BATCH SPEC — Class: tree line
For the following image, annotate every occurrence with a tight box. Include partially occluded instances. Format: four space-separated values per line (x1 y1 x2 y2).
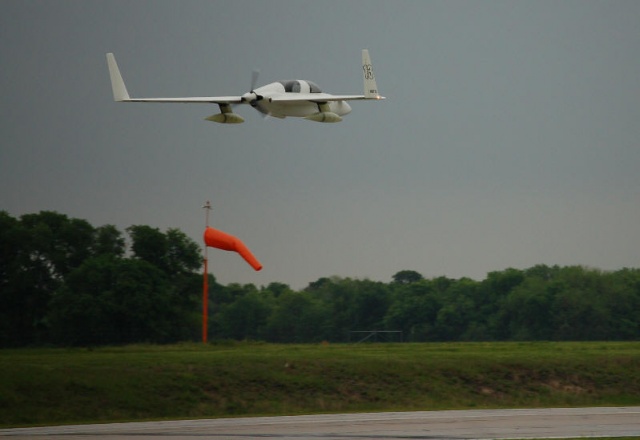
1 211 638 347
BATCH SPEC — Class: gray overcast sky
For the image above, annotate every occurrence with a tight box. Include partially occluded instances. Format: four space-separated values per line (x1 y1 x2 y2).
2 1 639 289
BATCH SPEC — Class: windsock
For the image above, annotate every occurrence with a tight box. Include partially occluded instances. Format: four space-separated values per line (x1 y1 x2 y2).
203 227 262 271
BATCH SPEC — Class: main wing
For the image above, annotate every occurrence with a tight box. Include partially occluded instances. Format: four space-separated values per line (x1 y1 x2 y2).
106 53 242 104
270 93 384 103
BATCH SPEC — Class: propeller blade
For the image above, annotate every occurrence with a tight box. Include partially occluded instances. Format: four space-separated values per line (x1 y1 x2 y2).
251 69 260 91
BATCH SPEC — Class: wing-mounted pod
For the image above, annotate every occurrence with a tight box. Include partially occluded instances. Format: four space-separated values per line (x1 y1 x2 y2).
205 103 245 124
304 102 343 123
304 112 342 123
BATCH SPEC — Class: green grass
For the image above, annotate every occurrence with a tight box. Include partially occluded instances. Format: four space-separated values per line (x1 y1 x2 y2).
1 341 639 427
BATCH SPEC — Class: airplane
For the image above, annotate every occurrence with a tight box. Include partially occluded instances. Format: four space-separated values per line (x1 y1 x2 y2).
106 50 384 123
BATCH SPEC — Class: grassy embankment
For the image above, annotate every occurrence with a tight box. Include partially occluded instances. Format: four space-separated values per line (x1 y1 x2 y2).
1 341 639 427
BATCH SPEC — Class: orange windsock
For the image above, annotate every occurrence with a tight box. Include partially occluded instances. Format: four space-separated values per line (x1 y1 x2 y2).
203 227 263 271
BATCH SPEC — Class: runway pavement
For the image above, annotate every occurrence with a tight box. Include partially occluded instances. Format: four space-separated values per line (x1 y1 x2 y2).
1 406 639 439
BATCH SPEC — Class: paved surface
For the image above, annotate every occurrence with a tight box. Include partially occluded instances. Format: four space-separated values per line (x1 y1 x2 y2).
2 407 639 439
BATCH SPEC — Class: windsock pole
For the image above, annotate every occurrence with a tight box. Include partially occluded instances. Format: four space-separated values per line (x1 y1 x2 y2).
202 201 212 344
203 256 208 343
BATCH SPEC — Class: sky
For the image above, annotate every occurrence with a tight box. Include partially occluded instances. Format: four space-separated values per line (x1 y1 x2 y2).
2 1 639 290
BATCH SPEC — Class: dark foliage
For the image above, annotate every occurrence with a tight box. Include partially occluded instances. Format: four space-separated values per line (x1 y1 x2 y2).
1 211 639 347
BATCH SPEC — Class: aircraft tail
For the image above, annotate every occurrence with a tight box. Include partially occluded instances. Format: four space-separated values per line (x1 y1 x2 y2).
362 49 381 99
106 53 131 101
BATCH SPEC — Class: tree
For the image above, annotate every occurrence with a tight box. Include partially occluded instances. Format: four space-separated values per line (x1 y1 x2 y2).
306 277 356 341
495 277 553 340
384 280 441 341
0 212 28 346
93 224 125 257
604 269 640 339
0 211 97 346
48 256 189 345
549 266 619 340
20 211 96 280
266 291 330 342
432 278 479 341
305 277 332 292
264 282 292 297
350 280 390 330
126 225 202 323
127 225 168 270
218 290 274 340
4 209 640 346
165 228 201 277
392 270 424 284
126 225 201 280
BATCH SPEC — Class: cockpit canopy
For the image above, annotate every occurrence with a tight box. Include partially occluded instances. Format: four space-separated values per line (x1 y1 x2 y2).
278 80 322 93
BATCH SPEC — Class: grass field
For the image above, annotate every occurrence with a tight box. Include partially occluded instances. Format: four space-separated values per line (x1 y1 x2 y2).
1 341 639 427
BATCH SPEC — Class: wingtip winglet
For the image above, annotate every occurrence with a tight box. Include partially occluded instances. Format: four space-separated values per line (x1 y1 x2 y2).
362 49 381 99
106 53 131 102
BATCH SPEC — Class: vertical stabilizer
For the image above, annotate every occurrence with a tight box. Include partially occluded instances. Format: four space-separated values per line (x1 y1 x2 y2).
362 49 380 99
106 53 131 102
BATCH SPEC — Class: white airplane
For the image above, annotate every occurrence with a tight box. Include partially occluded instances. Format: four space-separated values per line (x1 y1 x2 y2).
106 50 384 123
